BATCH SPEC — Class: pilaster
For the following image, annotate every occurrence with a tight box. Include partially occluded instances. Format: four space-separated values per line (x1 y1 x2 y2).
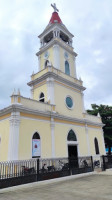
85 124 91 156
73 56 77 78
101 129 106 155
38 55 41 71
31 86 34 99
50 118 55 158
81 91 86 113
53 44 60 69
8 112 20 160
47 77 55 104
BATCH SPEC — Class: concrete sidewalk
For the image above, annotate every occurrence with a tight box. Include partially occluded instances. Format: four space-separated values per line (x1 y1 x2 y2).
0 173 112 200
0 172 95 193
95 168 112 175
0 171 112 200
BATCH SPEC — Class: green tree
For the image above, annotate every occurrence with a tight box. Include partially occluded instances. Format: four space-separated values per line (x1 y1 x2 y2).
87 104 112 155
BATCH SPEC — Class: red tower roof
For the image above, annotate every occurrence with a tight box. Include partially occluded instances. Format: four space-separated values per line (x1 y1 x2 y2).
49 12 62 24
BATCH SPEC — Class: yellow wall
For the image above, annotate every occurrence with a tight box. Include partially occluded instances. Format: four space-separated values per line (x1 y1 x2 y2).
0 115 105 161
60 47 75 77
18 117 106 160
88 128 105 155
0 119 10 161
40 47 54 70
33 83 48 102
54 83 83 118
39 46 75 78
19 118 52 160
54 123 89 157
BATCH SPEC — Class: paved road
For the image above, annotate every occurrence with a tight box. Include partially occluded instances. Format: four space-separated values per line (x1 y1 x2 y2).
0 175 112 200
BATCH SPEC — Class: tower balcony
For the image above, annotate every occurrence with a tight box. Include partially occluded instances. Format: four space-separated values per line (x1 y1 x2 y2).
38 37 74 55
30 66 83 88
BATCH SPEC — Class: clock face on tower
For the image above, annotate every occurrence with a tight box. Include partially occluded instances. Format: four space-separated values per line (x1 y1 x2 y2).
44 51 49 59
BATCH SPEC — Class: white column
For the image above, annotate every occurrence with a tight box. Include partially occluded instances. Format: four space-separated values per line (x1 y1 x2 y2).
47 77 55 104
8 112 20 160
53 44 60 69
81 91 86 113
85 124 91 156
101 129 106 155
77 144 80 156
31 86 34 99
74 56 77 78
51 118 55 158
38 55 40 71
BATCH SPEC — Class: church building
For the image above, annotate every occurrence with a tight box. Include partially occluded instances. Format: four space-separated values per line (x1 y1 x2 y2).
0 4 106 161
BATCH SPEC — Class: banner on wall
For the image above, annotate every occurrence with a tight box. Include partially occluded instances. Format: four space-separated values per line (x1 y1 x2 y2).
32 139 41 157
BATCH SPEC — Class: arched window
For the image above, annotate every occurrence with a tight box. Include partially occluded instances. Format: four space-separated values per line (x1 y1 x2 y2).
39 92 45 102
45 60 49 68
32 132 40 140
94 138 100 154
67 130 77 141
65 60 70 75
32 132 41 158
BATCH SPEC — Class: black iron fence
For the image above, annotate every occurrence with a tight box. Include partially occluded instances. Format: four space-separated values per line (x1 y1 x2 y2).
102 155 112 170
0 156 93 189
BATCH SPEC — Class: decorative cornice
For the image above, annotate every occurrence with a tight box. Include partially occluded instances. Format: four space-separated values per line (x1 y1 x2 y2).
27 71 86 92
36 39 77 57
38 23 74 39
0 104 104 127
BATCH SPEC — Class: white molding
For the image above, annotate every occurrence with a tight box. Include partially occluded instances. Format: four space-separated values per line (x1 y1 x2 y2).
85 124 91 156
38 55 41 71
81 91 86 113
53 44 60 69
51 118 55 158
0 117 10 122
55 81 81 94
47 77 55 104
37 39 77 57
31 86 34 99
28 70 85 92
101 129 106 155
38 23 74 39
73 56 77 78
20 116 50 123
8 112 20 161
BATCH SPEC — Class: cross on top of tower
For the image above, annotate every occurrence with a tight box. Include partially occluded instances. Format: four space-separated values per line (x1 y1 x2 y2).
51 3 59 12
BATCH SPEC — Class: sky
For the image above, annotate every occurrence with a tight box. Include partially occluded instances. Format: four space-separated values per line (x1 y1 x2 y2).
0 0 112 110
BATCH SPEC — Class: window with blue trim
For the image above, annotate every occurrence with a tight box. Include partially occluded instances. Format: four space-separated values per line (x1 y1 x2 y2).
66 96 73 108
65 60 70 75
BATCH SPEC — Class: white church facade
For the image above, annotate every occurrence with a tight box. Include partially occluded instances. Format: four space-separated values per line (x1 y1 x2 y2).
0 4 106 161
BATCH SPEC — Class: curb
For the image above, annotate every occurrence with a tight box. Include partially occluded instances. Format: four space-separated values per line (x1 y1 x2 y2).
0 172 95 193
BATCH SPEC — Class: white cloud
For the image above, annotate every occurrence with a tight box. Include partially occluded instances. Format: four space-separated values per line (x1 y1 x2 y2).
0 0 112 109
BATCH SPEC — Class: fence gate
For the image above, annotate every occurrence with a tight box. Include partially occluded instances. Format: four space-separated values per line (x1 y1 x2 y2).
69 156 93 175
102 155 112 170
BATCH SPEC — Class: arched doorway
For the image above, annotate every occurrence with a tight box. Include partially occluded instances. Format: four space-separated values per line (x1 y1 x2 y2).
32 132 41 158
67 129 78 159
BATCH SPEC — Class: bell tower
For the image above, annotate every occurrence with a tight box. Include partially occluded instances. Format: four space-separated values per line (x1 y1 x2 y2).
28 4 85 118
36 3 77 78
